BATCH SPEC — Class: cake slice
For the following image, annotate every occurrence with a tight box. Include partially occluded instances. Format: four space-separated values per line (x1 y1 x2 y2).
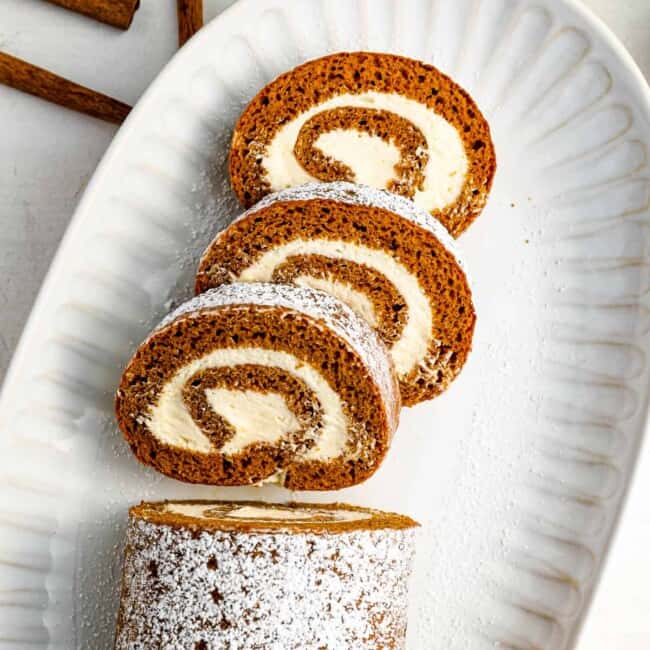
115 500 419 649
196 182 475 406
229 51 496 237
115 283 399 489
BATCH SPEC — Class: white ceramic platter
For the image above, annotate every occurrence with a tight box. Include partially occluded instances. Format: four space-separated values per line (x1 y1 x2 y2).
1 0 649 647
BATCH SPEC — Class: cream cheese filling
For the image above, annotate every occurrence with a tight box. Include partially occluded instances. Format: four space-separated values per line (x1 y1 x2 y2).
315 130 401 188
206 388 300 455
239 239 432 376
293 274 378 327
263 91 468 212
144 348 347 459
164 502 371 522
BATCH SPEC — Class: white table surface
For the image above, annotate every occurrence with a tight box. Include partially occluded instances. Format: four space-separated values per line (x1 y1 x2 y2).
0 1 648 647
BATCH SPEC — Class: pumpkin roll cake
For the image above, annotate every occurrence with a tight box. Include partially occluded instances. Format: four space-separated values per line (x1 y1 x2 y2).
115 500 419 649
115 283 399 489
229 51 496 237
196 182 475 405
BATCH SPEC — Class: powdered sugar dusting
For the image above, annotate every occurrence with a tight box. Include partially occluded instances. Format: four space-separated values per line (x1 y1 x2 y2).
156 282 399 423
115 508 417 649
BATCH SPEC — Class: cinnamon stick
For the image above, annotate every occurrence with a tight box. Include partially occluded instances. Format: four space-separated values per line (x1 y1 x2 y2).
44 0 140 30
177 0 204 47
0 52 131 125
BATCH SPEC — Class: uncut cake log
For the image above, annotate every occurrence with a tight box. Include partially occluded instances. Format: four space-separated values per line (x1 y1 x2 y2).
197 182 475 406
115 500 419 649
229 51 496 237
115 283 400 489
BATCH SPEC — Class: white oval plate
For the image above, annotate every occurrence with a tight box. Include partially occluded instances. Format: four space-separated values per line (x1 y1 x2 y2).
1 0 649 647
